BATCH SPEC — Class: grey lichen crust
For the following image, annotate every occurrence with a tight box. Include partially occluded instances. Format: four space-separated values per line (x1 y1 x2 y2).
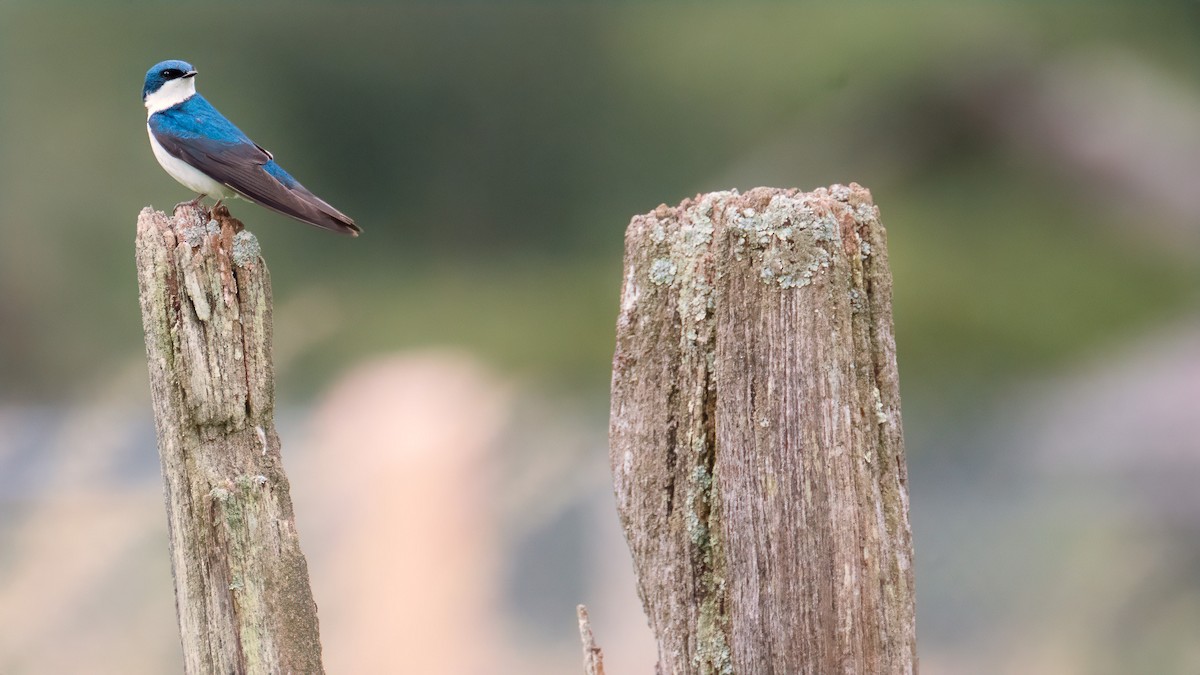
643 184 882 297
232 230 261 268
610 184 915 675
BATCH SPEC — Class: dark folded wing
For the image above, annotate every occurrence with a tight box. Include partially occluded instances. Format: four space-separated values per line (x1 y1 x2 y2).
150 126 360 236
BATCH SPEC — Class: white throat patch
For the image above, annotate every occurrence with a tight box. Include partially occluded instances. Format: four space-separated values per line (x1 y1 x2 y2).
144 77 197 116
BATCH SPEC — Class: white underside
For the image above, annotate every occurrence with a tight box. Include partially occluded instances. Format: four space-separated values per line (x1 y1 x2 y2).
148 128 236 199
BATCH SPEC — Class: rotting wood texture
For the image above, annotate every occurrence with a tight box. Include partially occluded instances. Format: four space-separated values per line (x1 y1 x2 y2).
610 185 916 674
135 204 324 675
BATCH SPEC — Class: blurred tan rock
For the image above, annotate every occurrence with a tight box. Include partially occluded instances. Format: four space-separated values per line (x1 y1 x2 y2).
294 352 511 675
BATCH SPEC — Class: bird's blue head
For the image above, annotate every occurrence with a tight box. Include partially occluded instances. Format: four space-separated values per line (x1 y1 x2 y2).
143 59 198 107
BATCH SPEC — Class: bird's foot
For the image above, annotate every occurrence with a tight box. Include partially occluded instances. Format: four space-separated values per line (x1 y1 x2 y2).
209 201 244 235
174 194 208 212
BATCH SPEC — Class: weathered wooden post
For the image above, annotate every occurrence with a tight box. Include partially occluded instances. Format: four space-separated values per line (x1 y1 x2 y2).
610 185 916 674
135 203 324 674
576 604 607 675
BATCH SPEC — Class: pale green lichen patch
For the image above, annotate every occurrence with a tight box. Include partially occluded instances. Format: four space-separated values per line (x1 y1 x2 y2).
209 475 270 539
637 191 735 344
218 488 247 531
850 288 866 314
182 223 207 248
232 231 261 268
854 202 879 224
684 424 731 674
685 461 713 548
671 193 722 333
693 475 732 675
728 190 843 290
649 258 677 286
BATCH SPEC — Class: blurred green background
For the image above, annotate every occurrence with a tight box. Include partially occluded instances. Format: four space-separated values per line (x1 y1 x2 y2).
2 2 1199 674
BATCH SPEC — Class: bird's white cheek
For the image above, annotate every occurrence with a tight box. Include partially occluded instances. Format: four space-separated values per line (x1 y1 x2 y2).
144 78 197 116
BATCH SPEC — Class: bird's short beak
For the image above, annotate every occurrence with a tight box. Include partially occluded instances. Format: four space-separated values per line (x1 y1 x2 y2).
183 70 198 78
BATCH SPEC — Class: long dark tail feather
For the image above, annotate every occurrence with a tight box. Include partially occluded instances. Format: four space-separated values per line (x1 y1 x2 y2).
230 182 361 236
294 196 361 237
296 186 361 236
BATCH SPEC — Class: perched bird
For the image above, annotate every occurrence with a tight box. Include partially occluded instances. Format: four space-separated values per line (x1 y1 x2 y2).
143 59 360 236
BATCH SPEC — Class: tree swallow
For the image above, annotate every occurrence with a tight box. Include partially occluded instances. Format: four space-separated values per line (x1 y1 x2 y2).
143 59 360 236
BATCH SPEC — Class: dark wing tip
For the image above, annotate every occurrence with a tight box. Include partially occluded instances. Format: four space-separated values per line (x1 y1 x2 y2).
309 203 361 237
334 219 362 237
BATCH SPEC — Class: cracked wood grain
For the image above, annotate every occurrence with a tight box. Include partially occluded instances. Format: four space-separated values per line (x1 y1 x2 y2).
610 185 916 674
136 204 324 675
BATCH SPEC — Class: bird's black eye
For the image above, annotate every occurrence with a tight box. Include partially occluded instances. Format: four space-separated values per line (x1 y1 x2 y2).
161 69 182 79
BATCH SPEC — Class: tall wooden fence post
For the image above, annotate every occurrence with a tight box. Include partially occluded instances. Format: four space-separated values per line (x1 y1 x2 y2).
135 204 324 674
610 185 916 674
